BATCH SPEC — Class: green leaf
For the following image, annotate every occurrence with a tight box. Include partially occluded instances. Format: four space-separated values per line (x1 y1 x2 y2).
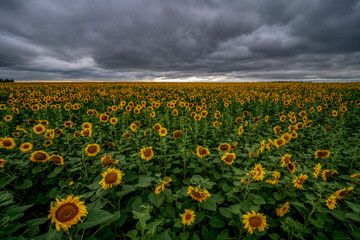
291 201 305 209
136 176 155 188
31 165 47 174
6 204 33 213
126 230 139 240
209 215 225 228
228 204 241 215
147 221 161 236
14 179 33 190
217 229 230 240
345 213 360 222
47 166 65 178
202 198 217 211
219 207 232 218
346 201 360 214
45 229 63 240
331 210 346 221
26 217 48 226
190 175 203 184
78 208 114 229
156 231 172 240
149 192 165 208
0 191 14 207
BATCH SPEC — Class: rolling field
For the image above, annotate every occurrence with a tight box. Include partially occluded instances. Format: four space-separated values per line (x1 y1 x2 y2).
1 82 360 239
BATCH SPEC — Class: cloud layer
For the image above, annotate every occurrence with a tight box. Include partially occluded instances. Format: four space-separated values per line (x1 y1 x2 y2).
0 0 359 81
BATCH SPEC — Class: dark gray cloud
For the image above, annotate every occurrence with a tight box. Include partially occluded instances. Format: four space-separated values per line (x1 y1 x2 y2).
0 0 359 81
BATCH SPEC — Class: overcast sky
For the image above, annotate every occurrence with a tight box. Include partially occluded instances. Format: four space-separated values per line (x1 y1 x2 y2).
0 0 359 82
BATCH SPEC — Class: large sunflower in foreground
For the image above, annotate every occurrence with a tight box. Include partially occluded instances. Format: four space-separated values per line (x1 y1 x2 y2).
30 150 50 162
99 168 122 190
187 186 211 203
85 144 100 156
48 194 87 231
181 209 196 226
242 211 268 234
140 146 154 161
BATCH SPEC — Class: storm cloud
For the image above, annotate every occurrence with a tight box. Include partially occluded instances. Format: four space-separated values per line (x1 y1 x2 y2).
0 0 359 81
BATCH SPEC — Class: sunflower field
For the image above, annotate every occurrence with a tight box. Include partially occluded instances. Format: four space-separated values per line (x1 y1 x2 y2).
1 82 360 240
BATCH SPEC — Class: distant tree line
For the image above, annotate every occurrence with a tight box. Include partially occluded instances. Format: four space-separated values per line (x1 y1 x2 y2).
0 78 15 82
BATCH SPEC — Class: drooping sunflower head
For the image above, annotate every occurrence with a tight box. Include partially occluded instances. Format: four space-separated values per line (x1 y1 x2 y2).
101 155 119 167
0 159 6 168
276 202 290 217
218 143 231 152
50 155 64 165
242 211 268 234
314 150 330 159
140 146 154 161
187 186 211 202
181 209 196 226
221 152 236 165
173 130 182 140
30 150 50 163
99 168 122 190
334 187 353 200
85 144 100 156
321 169 338 181
47 194 88 231
325 194 337 210
196 146 210 158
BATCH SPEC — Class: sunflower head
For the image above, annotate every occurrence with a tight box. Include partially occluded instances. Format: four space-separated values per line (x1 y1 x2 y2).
187 186 211 202
50 155 64 165
221 152 236 165
48 194 88 231
196 146 210 158
242 211 268 234
85 144 100 156
276 202 290 217
314 150 330 159
218 143 231 152
181 209 196 226
0 159 6 168
159 127 168 137
30 150 50 162
1 137 16 150
101 155 119 167
99 168 122 190
140 146 154 161
173 130 182 140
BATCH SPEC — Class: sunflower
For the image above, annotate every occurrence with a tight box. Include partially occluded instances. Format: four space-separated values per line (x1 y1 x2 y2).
273 126 281 134
173 130 182 140
0 159 6 168
231 142 238 150
266 171 280 184
273 138 285 148
321 169 338 181
1 137 16 150
351 173 360 184
30 150 50 162
259 140 265 153
218 143 231 152
50 155 64 165
314 150 330 159
4 115 13 121
159 127 168 137
290 131 298 139
196 146 210 158
48 194 88 231
313 163 322 179
110 117 118 125
221 153 236 165
276 202 290 217
82 122 92 129
64 121 73 128
325 194 337 210
43 140 53 147
140 146 154 161
187 186 211 202
80 128 92 137
334 187 353 200
266 139 273 150
181 209 196 226
99 113 109 122
101 155 119 167
154 183 166 195
33 124 46 134
213 121 222 128
288 125 296 132
293 173 308 190
130 123 137 131
250 163 265 181
152 123 162 131
280 154 292 167
99 168 122 190
238 126 244 135
85 144 100 156
242 211 268 234
287 162 296 174
282 133 291 143
123 133 131 139
44 129 55 139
